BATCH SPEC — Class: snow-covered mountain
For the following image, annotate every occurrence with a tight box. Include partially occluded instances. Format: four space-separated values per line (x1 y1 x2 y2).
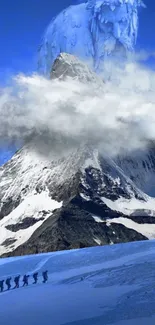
1 53 155 257
1 240 155 325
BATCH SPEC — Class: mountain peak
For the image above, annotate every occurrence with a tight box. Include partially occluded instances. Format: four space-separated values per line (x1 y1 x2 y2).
50 53 104 85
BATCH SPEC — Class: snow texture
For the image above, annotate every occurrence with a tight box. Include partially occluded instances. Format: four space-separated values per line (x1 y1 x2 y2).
38 0 145 76
93 211 155 239
116 149 155 197
0 191 62 255
0 141 106 254
0 240 155 325
105 216 155 239
1 136 155 254
102 196 155 216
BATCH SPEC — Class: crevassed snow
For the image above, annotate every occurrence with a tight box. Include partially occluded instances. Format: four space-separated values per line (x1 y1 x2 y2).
0 240 155 325
0 191 62 255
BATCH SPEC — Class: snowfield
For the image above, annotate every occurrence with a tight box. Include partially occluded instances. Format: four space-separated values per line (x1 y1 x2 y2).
0 191 62 255
1 240 155 324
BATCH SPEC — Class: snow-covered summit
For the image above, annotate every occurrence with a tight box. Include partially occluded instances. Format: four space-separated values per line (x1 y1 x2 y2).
50 53 104 85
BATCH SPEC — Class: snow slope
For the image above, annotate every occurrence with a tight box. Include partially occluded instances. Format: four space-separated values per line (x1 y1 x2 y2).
116 148 155 197
1 240 155 325
0 191 62 255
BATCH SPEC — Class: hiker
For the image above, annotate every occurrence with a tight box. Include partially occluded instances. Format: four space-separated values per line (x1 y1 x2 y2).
23 275 29 287
14 275 20 289
42 270 48 283
33 272 38 284
6 277 12 290
0 280 4 292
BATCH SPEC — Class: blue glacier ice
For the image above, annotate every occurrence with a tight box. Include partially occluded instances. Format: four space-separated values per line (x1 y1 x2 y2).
38 0 145 77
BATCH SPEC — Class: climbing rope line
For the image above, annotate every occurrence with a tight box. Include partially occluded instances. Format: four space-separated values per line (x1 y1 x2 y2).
0 270 48 293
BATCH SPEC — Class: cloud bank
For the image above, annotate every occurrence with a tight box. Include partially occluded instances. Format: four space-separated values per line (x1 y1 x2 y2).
0 59 155 157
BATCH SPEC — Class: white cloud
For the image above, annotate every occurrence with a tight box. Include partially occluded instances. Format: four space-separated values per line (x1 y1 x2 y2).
0 59 155 157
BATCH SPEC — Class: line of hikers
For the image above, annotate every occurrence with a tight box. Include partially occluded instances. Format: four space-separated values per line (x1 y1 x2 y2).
0 270 48 292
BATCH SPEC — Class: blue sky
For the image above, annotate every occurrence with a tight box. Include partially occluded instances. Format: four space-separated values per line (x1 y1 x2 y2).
0 0 155 85
0 0 77 84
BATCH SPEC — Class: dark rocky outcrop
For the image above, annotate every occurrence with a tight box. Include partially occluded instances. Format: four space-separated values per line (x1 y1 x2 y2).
2 201 147 257
5 217 45 232
2 238 17 248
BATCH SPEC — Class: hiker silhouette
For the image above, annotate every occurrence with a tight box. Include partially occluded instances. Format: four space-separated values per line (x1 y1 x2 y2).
0 280 4 292
42 271 48 283
14 275 20 289
23 275 29 287
33 272 38 284
6 277 11 290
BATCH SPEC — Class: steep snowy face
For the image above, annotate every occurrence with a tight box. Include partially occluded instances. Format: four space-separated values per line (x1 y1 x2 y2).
0 142 100 255
38 0 145 76
115 146 155 197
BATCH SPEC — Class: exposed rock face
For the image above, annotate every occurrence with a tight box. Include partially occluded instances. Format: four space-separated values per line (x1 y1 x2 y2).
4 203 146 257
0 53 155 257
50 53 104 85
5 217 45 232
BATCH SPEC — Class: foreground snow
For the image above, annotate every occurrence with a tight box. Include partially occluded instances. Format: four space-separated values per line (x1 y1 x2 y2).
0 240 155 324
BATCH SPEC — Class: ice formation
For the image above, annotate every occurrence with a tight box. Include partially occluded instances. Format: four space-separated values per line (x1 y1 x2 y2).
38 0 145 76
